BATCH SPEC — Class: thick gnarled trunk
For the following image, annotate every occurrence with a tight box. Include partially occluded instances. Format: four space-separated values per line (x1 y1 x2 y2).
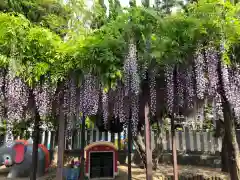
29 88 40 180
217 60 240 179
221 134 229 172
215 119 229 172
133 123 164 169
133 131 146 166
223 106 240 179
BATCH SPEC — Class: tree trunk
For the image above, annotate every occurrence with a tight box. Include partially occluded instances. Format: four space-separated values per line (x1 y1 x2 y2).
222 102 240 179
215 119 228 172
29 89 41 180
56 85 65 180
133 131 146 166
221 134 229 172
31 110 40 180
217 60 240 179
133 125 164 169
152 121 164 169
56 107 65 180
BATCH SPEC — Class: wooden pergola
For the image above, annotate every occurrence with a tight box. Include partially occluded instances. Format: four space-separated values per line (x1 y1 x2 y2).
54 82 179 180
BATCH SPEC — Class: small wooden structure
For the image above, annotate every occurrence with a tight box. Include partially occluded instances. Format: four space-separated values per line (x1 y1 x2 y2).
84 141 118 179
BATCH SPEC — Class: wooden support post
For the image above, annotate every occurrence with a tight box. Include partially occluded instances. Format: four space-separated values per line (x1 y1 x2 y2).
145 104 153 180
117 118 121 150
52 131 56 150
172 66 178 180
111 133 115 143
128 118 132 180
171 116 178 180
118 132 121 150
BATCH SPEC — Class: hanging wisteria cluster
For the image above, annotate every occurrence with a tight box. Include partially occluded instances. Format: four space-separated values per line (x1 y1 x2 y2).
164 45 240 125
62 74 101 139
123 39 141 135
58 39 158 136
80 74 100 116
7 74 29 121
34 82 55 119
102 90 108 128
194 48 207 100
149 69 157 116
185 67 194 109
221 63 240 121
176 69 185 108
0 67 56 146
123 39 140 96
165 65 174 113
6 41 240 141
5 70 29 146
165 47 215 119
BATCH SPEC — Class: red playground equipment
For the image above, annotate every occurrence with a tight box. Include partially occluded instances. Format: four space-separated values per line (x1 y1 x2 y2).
84 141 119 179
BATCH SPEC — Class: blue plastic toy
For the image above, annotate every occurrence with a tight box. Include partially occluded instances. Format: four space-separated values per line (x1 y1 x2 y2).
64 168 80 180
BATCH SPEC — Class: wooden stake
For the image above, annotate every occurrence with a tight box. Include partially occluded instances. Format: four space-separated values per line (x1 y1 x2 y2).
171 116 178 180
145 104 153 180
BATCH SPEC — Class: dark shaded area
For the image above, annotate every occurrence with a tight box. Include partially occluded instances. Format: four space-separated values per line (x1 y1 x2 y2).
90 152 114 178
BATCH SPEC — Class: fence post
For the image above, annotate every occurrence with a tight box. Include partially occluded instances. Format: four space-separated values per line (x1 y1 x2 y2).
47 131 51 150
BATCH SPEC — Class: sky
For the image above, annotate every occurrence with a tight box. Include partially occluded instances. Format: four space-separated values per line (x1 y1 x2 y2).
64 0 155 8
104 0 155 7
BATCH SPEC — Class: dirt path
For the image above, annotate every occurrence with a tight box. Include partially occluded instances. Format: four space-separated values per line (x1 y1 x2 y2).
117 165 229 180
0 166 56 180
0 165 230 180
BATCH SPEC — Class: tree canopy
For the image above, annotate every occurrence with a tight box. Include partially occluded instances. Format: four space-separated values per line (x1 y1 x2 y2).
2 0 240 179
0 0 71 36
0 0 239 122
0 0 239 83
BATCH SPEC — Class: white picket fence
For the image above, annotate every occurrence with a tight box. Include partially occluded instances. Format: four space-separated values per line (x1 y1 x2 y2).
5 128 230 153
69 128 224 153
